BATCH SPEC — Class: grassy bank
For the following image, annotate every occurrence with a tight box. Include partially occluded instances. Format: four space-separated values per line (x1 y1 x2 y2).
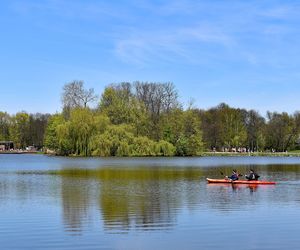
200 151 300 157
3 150 300 157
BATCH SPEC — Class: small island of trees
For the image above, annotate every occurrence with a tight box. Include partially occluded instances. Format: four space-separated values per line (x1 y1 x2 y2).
1 81 300 156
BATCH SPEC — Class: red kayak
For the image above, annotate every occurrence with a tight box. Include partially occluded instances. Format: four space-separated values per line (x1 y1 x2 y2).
206 178 276 185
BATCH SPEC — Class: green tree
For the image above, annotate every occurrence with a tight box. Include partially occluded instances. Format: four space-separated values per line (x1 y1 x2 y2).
0 112 11 141
28 113 50 148
265 112 298 152
99 83 149 136
68 108 97 156
90 124 134 156
182 109 204 155
10 112 30 148
218 104 247 149
161 108 185 145
56 121 72 155
245 110 266 151
154 140 176 156
44 114 65 152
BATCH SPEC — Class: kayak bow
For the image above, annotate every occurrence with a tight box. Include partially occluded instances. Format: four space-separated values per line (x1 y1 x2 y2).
206 178 276 185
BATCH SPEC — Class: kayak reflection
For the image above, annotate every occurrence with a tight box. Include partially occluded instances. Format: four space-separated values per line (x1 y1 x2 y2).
206 183 259 192
205 182 276 212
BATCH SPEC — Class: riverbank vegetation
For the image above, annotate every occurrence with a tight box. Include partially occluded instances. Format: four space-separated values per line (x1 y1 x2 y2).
1 81 300 156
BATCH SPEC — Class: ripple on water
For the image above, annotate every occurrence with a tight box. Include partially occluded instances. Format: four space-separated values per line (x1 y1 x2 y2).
1 155 300 249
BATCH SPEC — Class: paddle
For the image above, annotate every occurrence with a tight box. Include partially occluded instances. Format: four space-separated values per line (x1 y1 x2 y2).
220 171 232 181
220 170 245 180
220 171 243 176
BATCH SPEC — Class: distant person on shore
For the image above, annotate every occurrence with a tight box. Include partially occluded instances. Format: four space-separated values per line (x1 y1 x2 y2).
226 169 239 181
245 169 260 181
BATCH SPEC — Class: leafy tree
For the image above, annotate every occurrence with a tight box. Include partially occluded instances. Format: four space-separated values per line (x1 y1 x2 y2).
221 105 247 148
44 114 65 152
56 121 72 155
99 83 148 135
0 111 11 141
9 112 30 149
28 113 50 148
90 124 134 156
161 108 185 145
265 112 298 152
173 109 203 156
245 110 266 151
130 136 156 156
68 108 97 156
154 140 176 156
199 106 224 150
90 133 113 157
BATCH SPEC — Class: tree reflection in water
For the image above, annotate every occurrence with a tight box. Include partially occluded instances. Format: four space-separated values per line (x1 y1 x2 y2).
8 163 300 234
61 178 97 234
58 167 203 233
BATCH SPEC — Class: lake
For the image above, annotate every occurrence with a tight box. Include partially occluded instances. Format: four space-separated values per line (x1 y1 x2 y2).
1 154 300 250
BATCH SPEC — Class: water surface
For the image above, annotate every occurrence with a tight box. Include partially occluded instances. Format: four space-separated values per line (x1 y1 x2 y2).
1 154 300 249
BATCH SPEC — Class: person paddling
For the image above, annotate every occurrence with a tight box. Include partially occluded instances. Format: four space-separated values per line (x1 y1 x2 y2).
226 169 239 181
245 169 260 181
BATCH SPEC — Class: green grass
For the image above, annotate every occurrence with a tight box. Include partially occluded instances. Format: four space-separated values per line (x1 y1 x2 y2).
288 150 300 153
200 151 300 157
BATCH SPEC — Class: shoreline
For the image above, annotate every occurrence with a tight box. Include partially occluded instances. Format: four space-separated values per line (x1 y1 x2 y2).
0 151 39 154
200 152 300 157
1 151 300 157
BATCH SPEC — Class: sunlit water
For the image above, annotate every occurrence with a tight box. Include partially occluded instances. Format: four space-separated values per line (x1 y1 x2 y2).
1 154 300 249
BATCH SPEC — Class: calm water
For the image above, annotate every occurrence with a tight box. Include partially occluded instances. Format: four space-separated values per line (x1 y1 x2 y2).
1 155 300 249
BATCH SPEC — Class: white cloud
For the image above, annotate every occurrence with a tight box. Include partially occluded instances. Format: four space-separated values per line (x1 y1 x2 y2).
259 5 296 19
113 23 235 65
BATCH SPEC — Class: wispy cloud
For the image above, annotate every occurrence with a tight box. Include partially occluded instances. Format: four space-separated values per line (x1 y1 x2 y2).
258 5 297 19
8 0 300 69
3 0 300 114
114 23 235 65
111 1 300 66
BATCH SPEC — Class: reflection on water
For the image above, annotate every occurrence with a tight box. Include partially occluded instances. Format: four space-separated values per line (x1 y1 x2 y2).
2 165 299 232
61 178 96 233
1 155 300 249
52 165 300 234
58 168 203 232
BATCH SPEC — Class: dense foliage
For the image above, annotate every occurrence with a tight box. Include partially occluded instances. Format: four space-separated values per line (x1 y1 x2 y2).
1 81 300 155
0 112 49 149
43 81 198 156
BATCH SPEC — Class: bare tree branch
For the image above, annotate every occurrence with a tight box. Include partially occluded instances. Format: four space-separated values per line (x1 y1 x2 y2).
62 80 98 109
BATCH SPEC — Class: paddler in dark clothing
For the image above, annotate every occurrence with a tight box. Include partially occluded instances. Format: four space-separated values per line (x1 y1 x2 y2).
245 169 260 181
226 169 239 181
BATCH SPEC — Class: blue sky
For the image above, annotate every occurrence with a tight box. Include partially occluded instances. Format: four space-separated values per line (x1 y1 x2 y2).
1 0 300 115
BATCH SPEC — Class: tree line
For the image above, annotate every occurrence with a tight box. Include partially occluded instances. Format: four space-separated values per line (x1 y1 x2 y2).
0 112 49 149
1 81 300 156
